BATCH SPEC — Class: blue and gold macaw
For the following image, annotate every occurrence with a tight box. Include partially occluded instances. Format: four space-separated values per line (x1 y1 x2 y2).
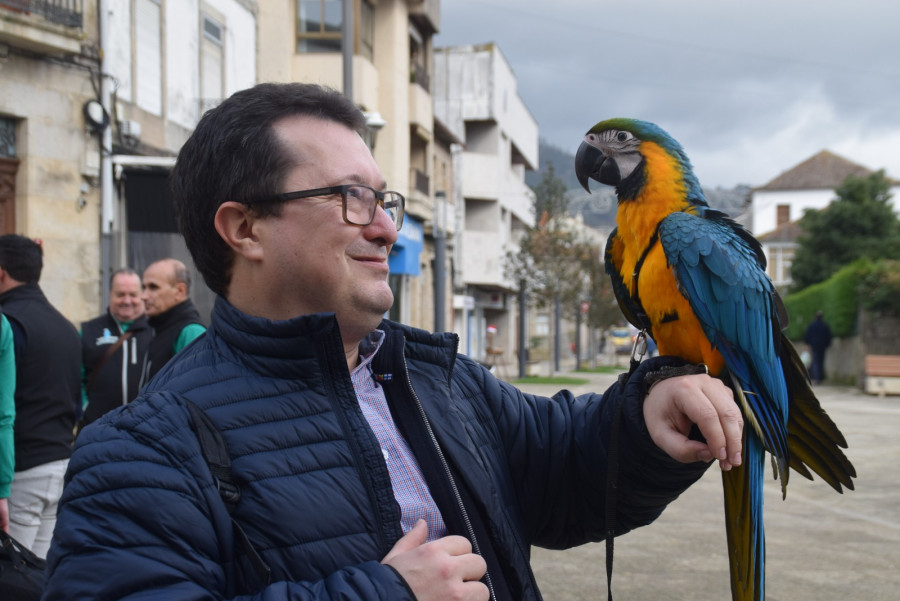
574 118 856 601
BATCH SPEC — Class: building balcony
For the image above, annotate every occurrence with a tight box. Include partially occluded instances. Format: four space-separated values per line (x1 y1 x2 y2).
0 0 84 54
460 152 535 226
408 79 432 141
405 167 432 222
408 0 439 36
461 230 514 290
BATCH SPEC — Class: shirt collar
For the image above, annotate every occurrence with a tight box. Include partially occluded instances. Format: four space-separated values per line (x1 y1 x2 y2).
353 329 386 376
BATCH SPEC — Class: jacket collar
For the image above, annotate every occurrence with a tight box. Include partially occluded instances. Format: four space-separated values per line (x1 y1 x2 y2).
148 299 201 329
0 282 45 304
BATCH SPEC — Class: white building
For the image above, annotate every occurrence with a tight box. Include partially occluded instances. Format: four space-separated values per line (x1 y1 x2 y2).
751 150 900 289
434 42 538 361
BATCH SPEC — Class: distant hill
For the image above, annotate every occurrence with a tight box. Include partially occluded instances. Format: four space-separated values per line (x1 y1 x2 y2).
527 139 752 230
526 140 583 190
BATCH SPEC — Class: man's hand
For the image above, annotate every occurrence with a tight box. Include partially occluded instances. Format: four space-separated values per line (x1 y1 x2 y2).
0 498 8 533
643 374 743 470
382 520 489 601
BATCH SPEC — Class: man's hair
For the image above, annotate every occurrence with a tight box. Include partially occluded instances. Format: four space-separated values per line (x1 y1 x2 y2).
0 234 43 284
171 82 367 297
109 267 140 289
144 259 192 294
170 261 192 293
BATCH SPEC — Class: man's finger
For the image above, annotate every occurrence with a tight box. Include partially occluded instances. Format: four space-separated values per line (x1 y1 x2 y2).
381 519 428 563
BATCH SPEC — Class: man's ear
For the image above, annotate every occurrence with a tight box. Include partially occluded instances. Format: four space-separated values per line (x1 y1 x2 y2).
214 201 264 261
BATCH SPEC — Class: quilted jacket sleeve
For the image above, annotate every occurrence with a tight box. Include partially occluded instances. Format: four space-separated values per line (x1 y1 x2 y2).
41 391 415 601
454 354 712 550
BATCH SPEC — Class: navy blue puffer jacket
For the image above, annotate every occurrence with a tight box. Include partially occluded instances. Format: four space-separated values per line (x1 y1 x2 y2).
43 297 709 601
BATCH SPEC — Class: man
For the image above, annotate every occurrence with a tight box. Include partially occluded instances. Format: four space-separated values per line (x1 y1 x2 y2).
44 83 742 600
80 268 153 427
0 234 80 558
804 310 833 384
140 258 205 383
0 312 14 534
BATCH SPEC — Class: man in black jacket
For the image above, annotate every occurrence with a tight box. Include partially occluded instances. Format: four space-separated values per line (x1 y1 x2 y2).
0 234 80 558
140 258 205 384
80 268 153 426
44 83 743 600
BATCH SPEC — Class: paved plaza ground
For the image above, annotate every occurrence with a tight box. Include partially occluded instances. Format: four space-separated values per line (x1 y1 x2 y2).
514 370 900 601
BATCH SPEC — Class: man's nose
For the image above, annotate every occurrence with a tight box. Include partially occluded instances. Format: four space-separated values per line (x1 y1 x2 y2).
368 205 399 244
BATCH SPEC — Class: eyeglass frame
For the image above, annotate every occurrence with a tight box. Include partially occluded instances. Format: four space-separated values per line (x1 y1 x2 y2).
243 183 405 230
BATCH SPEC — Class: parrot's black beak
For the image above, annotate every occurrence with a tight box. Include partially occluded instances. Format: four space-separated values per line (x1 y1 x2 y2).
575 140 619 192
575 141 598 193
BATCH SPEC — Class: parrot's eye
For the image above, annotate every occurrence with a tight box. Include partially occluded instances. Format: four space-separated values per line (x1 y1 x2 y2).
616 131 630 142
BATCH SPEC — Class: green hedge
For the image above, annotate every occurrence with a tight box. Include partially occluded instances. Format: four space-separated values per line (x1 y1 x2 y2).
783 260 867 340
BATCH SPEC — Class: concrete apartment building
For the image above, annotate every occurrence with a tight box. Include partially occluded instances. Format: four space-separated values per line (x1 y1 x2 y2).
434 43 538 362
1 0 256 323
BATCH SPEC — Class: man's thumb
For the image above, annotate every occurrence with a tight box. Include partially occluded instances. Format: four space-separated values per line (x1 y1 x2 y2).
382 519 428 563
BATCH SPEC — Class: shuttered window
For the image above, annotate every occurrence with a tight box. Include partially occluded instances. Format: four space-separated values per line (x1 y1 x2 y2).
135 0 162 116
200 14 224 112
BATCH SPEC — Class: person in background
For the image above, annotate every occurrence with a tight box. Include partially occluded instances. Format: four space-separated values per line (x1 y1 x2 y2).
79 268 153 428
0 234 80 557
0 312 14 534
43 83 742 600
804 310 833 384
140 258 205 384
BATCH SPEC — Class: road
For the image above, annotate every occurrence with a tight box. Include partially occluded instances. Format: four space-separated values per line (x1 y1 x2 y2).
514 373 900 600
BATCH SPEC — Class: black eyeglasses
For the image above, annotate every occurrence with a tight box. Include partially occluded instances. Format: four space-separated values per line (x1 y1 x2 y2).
246 184 405 230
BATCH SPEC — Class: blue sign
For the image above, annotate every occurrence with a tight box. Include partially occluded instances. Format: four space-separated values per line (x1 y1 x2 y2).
389 216 423 275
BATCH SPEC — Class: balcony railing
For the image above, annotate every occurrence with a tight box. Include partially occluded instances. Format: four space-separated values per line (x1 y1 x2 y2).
0 0 83 28
410 63 430 91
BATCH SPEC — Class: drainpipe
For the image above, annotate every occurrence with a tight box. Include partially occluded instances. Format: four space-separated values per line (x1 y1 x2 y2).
433 191 447 332
99 0 114 308
342 0 353 100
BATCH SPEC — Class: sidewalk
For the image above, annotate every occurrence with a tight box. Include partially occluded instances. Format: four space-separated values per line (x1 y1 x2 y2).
510 372 900 601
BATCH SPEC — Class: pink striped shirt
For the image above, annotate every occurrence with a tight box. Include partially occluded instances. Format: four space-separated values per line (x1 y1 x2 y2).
352 331 448 542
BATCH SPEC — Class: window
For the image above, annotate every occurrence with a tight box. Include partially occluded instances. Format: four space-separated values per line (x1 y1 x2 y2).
409 24 428 89
776 204 790 226
200 14 225 112
297 0 342 52
359 0 374 61
297 0 374 58
0 118 15 158
0 117 18 233
135 0 162 116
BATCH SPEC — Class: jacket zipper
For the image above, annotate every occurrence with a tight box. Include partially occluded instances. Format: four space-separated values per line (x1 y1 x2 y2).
399 344 497 601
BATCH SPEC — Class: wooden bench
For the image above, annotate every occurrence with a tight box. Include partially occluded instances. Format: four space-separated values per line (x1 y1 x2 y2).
864 355 900 396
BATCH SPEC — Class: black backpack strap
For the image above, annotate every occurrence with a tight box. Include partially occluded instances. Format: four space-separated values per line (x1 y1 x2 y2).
184 400 272 592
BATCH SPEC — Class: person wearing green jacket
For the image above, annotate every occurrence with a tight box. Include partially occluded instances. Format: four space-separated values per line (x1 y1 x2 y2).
0 312 14 533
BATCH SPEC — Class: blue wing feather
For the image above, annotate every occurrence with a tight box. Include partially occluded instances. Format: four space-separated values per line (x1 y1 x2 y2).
659 211 790 468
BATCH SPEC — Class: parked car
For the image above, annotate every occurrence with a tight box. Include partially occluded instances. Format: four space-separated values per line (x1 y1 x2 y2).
609 327 635 355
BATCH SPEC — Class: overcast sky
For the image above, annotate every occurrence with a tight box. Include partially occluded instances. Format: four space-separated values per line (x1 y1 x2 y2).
434 0 900 189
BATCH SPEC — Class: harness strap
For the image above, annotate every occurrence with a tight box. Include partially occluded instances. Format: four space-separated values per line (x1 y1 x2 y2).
185 400 272 594
629 225 661 333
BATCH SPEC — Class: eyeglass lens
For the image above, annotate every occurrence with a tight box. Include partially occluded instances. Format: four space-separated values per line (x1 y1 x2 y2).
345 185 403 229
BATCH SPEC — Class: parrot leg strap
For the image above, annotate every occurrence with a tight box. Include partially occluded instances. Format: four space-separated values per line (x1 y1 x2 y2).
643 362 710 391
606 346 707 600
605 330 650 600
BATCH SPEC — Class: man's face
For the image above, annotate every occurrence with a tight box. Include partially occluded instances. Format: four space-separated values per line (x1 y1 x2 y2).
109 273 144 323
142 262 185 317
247 115 398 338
